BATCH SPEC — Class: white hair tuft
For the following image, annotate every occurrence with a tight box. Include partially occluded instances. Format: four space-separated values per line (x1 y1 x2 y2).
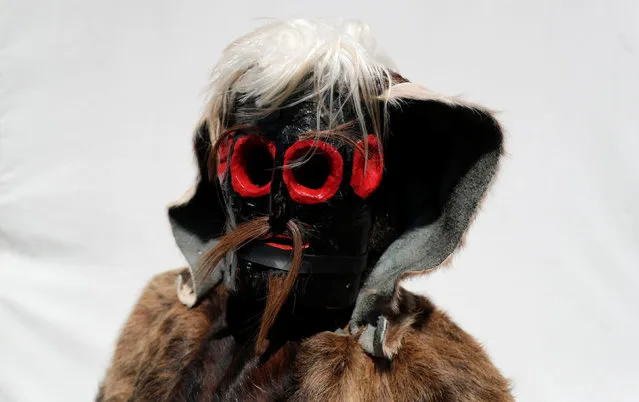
204 19 398 142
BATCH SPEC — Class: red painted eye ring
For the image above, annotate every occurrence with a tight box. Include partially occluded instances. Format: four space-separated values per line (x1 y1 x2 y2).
230 134 276 197
350 134 384 198
217 131 235 182
283 139 343 204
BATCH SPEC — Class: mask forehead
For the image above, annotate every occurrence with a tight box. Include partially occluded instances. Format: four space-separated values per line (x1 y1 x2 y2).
230 90 362 147
258 103 318 146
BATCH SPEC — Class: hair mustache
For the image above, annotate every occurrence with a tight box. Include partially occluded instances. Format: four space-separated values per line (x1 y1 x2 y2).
201 125 309 354
195 216 304 356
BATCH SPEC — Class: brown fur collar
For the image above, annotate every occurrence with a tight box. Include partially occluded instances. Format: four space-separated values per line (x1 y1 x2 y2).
97 270 513 401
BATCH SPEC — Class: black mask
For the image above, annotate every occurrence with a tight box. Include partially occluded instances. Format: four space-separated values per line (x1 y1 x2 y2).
217 99 385 308
169 78 504 347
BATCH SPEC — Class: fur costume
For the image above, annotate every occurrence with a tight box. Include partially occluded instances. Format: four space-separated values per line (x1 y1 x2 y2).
98 19 513 401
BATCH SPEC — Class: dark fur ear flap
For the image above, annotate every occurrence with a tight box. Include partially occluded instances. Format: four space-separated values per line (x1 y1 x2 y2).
168 121 229 307
352 83 504 327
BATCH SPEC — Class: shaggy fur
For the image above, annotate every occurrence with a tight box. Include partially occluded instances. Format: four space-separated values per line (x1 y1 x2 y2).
98 270 513 401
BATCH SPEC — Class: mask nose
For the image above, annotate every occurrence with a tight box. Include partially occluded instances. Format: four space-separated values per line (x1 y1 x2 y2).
268 175 290 234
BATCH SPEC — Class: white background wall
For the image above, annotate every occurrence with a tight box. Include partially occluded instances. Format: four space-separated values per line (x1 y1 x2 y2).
1 1 638 401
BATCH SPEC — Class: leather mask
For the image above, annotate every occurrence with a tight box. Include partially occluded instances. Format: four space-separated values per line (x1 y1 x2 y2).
169 80 503 357
217 99 384 308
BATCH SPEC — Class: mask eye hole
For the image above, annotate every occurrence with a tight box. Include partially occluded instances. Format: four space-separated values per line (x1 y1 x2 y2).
350 134 384 198
283 140 343 204
292 152 331 189
230 134 275 197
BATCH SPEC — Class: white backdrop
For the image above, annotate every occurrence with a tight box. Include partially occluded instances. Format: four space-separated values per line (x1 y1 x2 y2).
1 1 638 401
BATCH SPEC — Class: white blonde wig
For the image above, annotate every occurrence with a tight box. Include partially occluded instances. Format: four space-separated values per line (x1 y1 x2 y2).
204 19 398 143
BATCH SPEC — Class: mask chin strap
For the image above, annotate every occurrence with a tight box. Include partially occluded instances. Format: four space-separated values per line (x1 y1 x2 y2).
237 243 369 309
237 243 368 275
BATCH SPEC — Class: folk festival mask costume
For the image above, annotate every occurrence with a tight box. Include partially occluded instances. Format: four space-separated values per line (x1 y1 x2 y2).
98 20 513 401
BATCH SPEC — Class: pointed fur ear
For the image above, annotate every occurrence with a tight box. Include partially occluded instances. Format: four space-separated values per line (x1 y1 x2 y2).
168 121 229 307
352 83 504 326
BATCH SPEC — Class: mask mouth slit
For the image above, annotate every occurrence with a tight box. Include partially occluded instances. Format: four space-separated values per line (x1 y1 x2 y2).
265 234 310 250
